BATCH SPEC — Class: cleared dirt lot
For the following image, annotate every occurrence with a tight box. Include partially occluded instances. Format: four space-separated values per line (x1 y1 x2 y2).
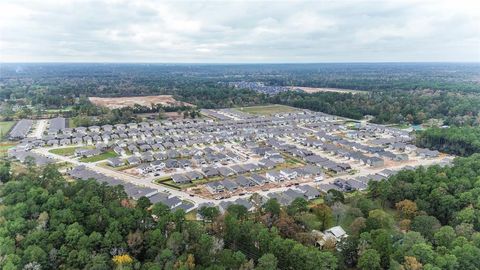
89 95 193 109
289 86 366 94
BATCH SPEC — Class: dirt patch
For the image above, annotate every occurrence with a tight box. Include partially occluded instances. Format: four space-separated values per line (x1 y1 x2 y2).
89 95 193 109
288 86 366 94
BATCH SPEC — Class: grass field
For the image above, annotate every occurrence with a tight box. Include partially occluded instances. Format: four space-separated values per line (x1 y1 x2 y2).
80 150 118 163
49 146 92 156
0 142 17 157
45 106 73 113
236 104 300 115
185 210 198 221
0 121 15 140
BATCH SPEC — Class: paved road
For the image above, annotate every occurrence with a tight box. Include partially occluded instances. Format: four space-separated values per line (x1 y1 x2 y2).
30 119 48 139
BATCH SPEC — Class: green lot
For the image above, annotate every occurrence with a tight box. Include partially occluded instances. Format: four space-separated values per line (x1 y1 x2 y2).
80 150 118 163
49 146 94 156
0 121 15 140
236 104 300 115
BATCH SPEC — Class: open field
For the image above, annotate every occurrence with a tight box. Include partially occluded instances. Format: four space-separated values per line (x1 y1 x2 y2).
0 142 17 157
289 86 366 94
49 146 94 156
236 104 300 115
0 121 15 139
89 95 193 109
79 150 117 162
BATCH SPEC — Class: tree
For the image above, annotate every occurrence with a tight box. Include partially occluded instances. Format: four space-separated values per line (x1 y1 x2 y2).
0 161 11 183
365 209 394 231
434 226 456 248
263 198 281 218
255 253 278 270
411 215 441 241
396 199 418 219
112 254 133 268
399 219 412 232
136 196 151 210
287 197 308 216
198 206 220 223
349 217 366 236
311 203 334 231
358 249 381 270
127 231 144 256
324 189 345 205
227 204 248 220
403 256 423 270
409 243 435 265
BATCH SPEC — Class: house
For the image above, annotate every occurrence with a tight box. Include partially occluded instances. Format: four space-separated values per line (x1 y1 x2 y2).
221 179 239 192
297 185 321 200
242 163 260 172
113 146 126 156
250 174 267 185
230 164 247 174
258 159 276 169
280 169 298 180
185 171 204 181
266 171 284 182
127 156 141 165
234 176 256 188
140 153 154 162
218 167 235 177
269 155 285 164
416 149 440 158
202 166 220 178
367 157 384 167
89 126 100 132
324 226 348 243
219 198 254 213
107 157 125 167
377 169 395 178
312 226 348 249
171 174 191 184
75 148 101 158
139 144 152 152
299 165 323 176
206 181 225 194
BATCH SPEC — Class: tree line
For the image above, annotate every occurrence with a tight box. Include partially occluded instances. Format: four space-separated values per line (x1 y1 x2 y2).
416 126 480 157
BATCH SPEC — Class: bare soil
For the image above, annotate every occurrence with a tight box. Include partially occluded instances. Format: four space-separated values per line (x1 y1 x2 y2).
89 95 193 109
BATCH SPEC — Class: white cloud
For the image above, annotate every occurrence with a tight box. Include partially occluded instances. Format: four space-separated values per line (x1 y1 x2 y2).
0 0 479 62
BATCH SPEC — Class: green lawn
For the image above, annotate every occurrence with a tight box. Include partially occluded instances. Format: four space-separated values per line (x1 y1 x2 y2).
0 142 17 157
0 121 15 140
80 150 118 163
49 146 92 156
236 104 300 115
44 106 73 113
185 210 198 221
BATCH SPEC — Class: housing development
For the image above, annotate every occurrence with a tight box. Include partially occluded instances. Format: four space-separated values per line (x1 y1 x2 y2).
7 106 452 213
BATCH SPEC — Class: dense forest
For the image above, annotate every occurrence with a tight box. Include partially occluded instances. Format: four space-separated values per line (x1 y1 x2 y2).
416 127 480 156
271 90 480 126
1 153 479 269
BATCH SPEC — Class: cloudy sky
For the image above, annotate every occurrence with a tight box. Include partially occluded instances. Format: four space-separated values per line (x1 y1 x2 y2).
0 0 479 62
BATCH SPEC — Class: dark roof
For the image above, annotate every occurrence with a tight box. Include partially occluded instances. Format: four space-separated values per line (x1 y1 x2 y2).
9 119 33 139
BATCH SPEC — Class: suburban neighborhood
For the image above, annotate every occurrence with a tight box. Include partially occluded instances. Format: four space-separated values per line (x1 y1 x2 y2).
6 106 452 214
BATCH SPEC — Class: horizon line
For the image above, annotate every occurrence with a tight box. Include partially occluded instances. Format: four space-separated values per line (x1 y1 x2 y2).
1 61 479 65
